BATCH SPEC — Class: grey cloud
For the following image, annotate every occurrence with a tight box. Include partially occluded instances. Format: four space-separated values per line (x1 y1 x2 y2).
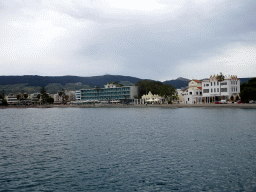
76 0 256 79
1 0 256 79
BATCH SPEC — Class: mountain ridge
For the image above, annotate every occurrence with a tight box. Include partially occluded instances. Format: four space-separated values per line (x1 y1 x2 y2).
0 75 253 94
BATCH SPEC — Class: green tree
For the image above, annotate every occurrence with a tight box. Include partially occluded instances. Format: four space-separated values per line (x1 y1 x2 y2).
135 80 176 103
0 90 5 100
21 90 25 100
217 72 225 100
47 97 54 104
58 89 67 104
40 86 47 104
16 94 21 100
24 93 28 99
240 78 256 102
135 80 163 98
159 84 176 103
0 90 7 106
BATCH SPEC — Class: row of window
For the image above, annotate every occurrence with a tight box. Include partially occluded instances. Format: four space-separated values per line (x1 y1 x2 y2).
81 96 131 100
189 92 202 95
231 81 238 85
81 92 130 97
203 81 230 87
231 87 238 92
81 88 131 93
203 88 228 93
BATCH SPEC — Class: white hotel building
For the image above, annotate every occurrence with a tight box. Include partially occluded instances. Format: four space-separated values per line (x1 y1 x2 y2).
202 74 240 103
182 80 203 104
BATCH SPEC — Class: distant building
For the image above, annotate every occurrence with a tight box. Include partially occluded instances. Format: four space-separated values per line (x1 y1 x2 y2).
77 83 138 103
67 91 76 101
176 89 183 103
7 95 19 105
76 91 81 101
19 99 32 105
28 93 40 104
53 94 61 104
141 91 163 104
202 74 240 102
182 80 203 104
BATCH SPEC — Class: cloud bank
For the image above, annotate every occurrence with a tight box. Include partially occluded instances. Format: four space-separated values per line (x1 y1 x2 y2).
0 0 255 81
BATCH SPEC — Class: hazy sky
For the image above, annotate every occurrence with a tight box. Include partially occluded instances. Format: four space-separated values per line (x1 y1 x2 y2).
1 0 256 81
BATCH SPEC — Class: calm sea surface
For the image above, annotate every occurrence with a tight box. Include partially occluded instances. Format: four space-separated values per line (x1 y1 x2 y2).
1 107 256 191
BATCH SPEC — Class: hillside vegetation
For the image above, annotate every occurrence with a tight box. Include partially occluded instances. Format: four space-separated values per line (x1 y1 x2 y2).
0 83 91 95
0 75 253 95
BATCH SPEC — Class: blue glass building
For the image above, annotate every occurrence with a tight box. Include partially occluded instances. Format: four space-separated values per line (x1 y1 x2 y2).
77 83 138 102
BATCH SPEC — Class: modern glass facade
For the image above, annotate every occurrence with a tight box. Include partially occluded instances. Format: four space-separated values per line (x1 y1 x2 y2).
79 85 138 101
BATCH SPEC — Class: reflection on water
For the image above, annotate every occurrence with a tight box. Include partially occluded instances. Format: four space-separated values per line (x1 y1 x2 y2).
1 108 256 191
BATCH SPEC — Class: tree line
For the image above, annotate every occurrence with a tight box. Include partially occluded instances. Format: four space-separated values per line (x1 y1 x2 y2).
135 80 177 103
240 78 256 102
0 87 69 105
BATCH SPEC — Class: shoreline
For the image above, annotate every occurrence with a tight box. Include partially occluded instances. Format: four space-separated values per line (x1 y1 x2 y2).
2 103 256 109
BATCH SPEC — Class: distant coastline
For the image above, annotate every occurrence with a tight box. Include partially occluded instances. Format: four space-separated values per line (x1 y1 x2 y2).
2 103 256 109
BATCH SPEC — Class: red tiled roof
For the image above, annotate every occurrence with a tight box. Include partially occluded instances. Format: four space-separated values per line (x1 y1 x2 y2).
197 87 202 90
192 79 202 83
189 79 201 83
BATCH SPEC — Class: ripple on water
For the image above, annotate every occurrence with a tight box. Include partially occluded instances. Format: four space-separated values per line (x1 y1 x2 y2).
1 108 256 191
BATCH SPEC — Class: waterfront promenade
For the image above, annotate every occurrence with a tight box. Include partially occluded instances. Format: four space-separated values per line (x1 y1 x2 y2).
3 103 256 109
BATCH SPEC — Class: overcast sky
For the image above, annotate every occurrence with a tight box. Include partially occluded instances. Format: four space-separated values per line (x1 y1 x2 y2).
0 0 255 81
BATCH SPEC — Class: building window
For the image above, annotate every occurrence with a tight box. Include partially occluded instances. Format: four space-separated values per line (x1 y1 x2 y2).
203 89 209 93
217 82 219 85
217 88 219 92
221 82 227 85
221 88 228 92
214 82 216 86
189 92 192 95
214 88 216 92
206 84 209 87
211 82 212 86
211 89 213 92
188 98 189 101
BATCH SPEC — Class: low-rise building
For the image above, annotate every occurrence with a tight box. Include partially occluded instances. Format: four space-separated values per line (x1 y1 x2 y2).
53 94 61 104
202 74 240 102
28 93 40 104
182 80 203 104
141 91 163 104
66 91 76 101
76 91 81 101
7 95 19 105
176 89 183 103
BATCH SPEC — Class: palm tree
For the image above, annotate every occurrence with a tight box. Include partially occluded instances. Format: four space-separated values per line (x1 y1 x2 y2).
217 72 225 100
24 93 28 99
95 86 100 101
40 86 47 104
58 89 66 104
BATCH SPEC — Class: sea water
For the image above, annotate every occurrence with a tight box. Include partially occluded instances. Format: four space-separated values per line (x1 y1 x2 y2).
1 107 256 191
